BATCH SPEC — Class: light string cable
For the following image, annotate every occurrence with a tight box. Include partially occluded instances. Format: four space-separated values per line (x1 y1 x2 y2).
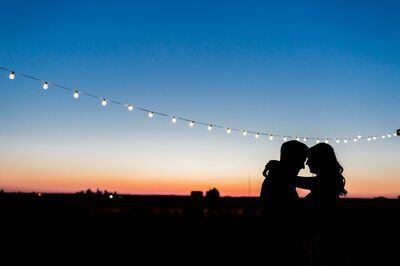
1 66 399 144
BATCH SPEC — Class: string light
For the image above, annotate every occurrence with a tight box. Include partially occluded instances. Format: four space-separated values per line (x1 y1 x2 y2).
0 65 398 145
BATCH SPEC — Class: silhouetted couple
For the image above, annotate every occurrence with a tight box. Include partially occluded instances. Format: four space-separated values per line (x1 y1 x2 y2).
260 140 348 266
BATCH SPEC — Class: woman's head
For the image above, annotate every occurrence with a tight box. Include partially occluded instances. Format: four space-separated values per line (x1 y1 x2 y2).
306 143 347 196
306 143 343 175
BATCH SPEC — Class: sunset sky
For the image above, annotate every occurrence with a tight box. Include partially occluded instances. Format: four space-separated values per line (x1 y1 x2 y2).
0 0 399 198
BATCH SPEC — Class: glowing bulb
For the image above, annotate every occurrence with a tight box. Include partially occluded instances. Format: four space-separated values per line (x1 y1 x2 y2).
9 71 15 80
394 132 397 136
226 128 231 134
109 195 113 199
127 105 134 111
367 137 371 142
336 139 340 143
283 136 287 142
269 135 274 140
357 135 361 139
42 82 49 90
296 137 300 141
189 121 194 127
148 112 154 118
344 139 348 143
353 138 358 142
381 135 385 139
208 125 213 131
242 130 247 136
171 116 177 123
101 99 107 106
325 139 329 143
73 90 80 99
373 136 377 140
255 133 260 139
316 139 320 143
303 137 307 142
387 134 391 138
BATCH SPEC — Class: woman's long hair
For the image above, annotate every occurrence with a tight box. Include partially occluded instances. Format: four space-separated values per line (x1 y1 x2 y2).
308 143 347 196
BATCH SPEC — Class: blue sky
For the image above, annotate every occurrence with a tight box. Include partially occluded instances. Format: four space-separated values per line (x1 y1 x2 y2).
0 0 399 197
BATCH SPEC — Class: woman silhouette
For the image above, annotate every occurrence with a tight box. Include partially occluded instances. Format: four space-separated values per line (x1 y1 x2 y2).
296 142 349 266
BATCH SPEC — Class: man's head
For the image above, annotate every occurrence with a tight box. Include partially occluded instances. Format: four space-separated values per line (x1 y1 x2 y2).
280 140 308 175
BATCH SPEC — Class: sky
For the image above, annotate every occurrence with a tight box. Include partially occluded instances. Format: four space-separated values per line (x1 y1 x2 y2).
0 0 399 198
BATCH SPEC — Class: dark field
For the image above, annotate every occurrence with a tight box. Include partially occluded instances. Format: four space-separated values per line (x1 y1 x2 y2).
1 192 399 265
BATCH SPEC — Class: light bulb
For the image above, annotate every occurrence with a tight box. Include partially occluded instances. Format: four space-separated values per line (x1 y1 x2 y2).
226 128 231 134
344 139 348 143
357 135 361 139
373 136 377 140
208 125 213 131
148 112 154 118
303 137 307 142
242 130 247 136
127 105 134 111
387 134 391 138
353 138 358 142
9 71 15 80
269 135 274 140
73 90 79 99
283 136 287 142
255 133 260 139
42 82 49 90
325 139 329 143
189 121 194 127
367 138 371 142
101 99 107 106
336 139 340 143
316 139 320 143
171 116 177 123
296 137 300 141
381 135 385 139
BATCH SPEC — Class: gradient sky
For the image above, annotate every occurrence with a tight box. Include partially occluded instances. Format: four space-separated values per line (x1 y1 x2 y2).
0 0 399 198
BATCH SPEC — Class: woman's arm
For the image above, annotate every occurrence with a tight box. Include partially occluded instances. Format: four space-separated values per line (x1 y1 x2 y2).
295 176 316 190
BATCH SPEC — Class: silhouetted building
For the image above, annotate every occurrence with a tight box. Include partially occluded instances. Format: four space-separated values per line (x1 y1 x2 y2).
206 188 220 200
190 191 203 200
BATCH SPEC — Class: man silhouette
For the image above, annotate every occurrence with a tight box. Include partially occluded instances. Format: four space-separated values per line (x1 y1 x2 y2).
260 140 308 211
259 140 308 266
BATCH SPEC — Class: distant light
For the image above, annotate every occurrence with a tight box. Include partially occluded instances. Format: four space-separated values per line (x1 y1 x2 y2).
353 138 358 142
357 135 361 139
189 121 194 127
208 125 213 131
283 136 287 142
101 99 108 106
127 104 134 111
387 134 391 138
325 139 329 143
109 195 113 199
381 135 385 139
269 135 274 140
303 137 307 142
344 139 348 143
242 130 247 136
336 139 340 143
296 137 300 141
9 71 15 80
316 139 320 143
367 137 371 142
37 193 42 197
148 112 154 118
42 82 49 90
226 128 231 134
73 90 80 99
171 116 177 123
255 133 260 139
373 136 377 140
